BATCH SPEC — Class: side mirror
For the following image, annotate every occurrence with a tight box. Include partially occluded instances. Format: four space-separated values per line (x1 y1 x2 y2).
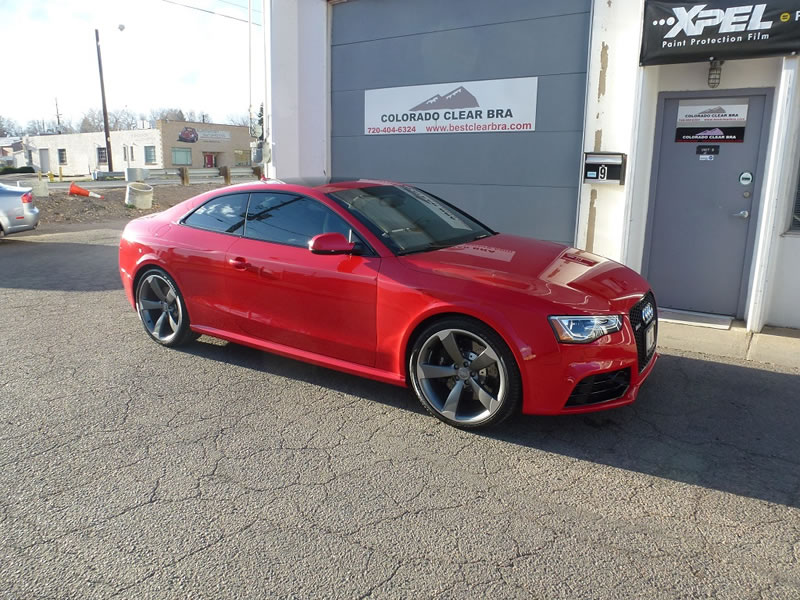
308 232 356 255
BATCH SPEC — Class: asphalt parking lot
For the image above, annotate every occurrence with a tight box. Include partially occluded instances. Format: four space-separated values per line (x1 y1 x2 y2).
1 223 799 599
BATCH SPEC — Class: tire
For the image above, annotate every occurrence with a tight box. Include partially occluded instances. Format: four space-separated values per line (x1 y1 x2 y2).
135 268 199 347
409 317 522 429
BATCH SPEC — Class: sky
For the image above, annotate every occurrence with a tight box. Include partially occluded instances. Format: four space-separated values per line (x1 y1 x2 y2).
0 0 266 127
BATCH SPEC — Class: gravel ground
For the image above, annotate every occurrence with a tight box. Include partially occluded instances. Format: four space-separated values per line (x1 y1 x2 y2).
32 184 221 225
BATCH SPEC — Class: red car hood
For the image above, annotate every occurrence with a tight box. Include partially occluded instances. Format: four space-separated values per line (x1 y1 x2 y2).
398 234 650 313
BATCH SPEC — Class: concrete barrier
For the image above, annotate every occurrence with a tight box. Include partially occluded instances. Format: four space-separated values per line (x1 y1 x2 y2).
125 182 154 209
29 179 50 198
125 168 148 182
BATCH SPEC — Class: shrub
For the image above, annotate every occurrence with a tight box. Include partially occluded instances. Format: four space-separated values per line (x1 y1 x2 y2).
0 166 35 175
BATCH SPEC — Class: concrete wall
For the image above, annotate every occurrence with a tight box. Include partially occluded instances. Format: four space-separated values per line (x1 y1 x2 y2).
157 120 252 169
268 0 329 184
329 0 591 245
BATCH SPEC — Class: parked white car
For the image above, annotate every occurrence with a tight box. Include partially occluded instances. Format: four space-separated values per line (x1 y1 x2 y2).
0 183 39 237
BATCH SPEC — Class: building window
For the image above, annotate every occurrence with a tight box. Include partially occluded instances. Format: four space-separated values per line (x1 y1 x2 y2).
123 146 127 161
97 147 108 164
58 149 67 165
144 145 156 164
171 147 191 166
234 149 251 166
792 175 800 231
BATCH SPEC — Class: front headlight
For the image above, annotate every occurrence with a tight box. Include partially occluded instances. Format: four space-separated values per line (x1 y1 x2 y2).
549 315 623 344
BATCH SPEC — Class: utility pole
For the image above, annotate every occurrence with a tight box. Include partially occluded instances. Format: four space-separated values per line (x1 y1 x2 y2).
95 29 114 171
55 98 62 129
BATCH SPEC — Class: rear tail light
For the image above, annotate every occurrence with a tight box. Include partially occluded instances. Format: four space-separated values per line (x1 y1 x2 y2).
21 192 33 204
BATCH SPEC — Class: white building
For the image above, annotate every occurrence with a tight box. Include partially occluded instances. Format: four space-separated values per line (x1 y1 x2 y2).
262 0 800 331
24 120 253 176
24 129 159 176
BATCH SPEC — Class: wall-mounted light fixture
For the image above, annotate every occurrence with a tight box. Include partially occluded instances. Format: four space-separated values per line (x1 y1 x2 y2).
707 60 723 88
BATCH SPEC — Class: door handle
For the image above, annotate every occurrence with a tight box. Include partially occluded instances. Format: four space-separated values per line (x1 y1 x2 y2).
731 210 749 220
228 256 250 270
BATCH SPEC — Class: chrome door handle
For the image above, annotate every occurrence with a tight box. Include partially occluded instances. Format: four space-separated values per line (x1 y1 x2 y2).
731 210 749 219
228 257 250 270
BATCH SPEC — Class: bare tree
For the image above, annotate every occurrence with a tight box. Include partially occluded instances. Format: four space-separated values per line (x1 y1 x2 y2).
149 107 186 121
20 118 77 135
226 113 250 127
79 109 105 133
55 120 76 134
0 115 22 137
109 108 137 131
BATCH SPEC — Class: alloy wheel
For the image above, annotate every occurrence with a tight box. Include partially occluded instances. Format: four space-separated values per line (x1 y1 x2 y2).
137 273 183 343
413 328 508 425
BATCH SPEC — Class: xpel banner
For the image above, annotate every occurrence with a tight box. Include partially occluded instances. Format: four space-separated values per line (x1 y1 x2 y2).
364 77 537 136
641 1 800 65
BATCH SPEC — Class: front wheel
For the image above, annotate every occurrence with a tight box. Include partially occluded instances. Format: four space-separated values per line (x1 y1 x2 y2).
135 268 198 347
409 317 521 429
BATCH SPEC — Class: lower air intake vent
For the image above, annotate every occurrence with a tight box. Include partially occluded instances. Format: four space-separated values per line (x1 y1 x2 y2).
566 368 631 407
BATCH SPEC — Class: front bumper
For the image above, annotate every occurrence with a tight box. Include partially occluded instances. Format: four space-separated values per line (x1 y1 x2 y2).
519 294 658 415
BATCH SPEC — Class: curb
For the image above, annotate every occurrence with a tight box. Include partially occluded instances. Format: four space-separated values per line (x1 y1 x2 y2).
658 320 800 370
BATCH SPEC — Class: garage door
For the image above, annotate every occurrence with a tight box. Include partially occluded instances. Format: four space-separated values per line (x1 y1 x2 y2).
330 0 591 244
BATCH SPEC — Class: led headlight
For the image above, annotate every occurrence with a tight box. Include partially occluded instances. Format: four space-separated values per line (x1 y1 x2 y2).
549 315 623 344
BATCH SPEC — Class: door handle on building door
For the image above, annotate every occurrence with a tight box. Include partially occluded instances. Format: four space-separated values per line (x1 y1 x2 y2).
731 210 749 219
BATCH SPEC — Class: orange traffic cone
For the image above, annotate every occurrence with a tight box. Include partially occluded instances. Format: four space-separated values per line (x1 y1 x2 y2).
69 182 104 199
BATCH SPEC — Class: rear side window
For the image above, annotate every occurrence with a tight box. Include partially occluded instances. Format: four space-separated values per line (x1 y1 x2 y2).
244 192 353 247
184 193 249 235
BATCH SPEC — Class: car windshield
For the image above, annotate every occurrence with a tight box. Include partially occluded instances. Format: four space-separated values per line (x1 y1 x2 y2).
326 185 493 255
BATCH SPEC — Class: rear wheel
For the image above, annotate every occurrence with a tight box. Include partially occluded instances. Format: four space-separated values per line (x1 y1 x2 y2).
409 317 521 429
135 268 198 347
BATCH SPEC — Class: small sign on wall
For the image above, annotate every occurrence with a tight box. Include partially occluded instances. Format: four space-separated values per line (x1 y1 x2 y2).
583 152 626 185
675 99 748 142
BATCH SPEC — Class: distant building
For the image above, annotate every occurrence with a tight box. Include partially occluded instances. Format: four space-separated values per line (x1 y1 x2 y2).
23 120 253 176
0 137 25 168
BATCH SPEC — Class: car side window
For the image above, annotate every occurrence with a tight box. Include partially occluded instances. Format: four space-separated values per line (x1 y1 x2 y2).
244 193 354 247
183 193 248 235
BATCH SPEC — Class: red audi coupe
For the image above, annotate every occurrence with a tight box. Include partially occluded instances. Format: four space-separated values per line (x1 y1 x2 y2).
119 180 658 429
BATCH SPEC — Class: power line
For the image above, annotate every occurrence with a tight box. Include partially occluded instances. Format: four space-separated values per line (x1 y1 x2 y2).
160 0 261 25
215 0 261 14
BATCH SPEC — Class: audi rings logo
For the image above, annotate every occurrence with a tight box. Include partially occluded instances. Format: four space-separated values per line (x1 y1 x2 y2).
642 303 655 325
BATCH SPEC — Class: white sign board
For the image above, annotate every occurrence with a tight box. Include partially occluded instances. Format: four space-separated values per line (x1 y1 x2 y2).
676 99 749 127
198 129 232 142
675 98 749 143
364 77 538 136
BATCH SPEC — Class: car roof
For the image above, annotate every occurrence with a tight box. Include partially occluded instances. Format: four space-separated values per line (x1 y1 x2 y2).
219 179 403 195
315 179 402 193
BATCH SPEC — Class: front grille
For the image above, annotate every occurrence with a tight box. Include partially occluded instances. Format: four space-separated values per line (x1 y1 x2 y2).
630 291 657 372
566 368 631 407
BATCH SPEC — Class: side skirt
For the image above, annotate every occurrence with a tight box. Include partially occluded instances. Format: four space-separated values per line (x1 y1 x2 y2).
191 325 407 388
